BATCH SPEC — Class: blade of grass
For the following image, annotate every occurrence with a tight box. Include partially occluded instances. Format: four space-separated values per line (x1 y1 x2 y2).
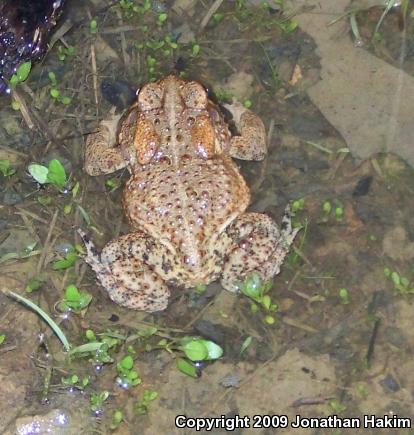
4 290 71 351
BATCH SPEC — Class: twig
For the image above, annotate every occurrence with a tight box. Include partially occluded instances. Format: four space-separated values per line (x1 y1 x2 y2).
200 0 224 31
36 209 59 274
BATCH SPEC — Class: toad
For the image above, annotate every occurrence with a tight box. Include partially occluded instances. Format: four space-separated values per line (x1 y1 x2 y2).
80 75 299 311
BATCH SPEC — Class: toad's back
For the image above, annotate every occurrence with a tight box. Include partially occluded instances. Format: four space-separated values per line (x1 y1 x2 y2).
123 156 250 267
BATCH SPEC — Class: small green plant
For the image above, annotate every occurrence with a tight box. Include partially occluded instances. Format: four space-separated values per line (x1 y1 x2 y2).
69 329 121 364
25 276 44 293
110 410 124 430
48 72 71 105
118 0 151 18
384 267 414 294
57 285 92 312
9 61 32 87
157 12 167 25
322 200 343 223
9 61 32 108
0 159 16 177
57 44 76 61
61 374 89 390
89 19 98 34
135 390 158 415
116 355 141 388
338 288 350 304
175 337 223 377
52 246 78 271
191 42 200 58
240 273 278 324
0 334 5 345
28 158 68 190
90 391 109 414
292 198 305 214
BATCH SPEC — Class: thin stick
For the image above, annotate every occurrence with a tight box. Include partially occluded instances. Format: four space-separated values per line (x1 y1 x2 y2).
36 209 59 274
200 0 224 31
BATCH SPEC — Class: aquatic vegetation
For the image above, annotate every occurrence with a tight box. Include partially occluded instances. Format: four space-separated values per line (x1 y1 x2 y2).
4 290 71 351
57 284 92 313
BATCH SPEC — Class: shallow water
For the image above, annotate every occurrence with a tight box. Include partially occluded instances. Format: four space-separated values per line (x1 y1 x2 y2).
1 1 414 434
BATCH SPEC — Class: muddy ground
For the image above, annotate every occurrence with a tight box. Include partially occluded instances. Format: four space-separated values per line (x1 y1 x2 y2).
1 1 414 434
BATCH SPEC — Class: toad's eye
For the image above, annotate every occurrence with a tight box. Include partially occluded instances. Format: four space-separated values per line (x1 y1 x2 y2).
137 83 163 110
182 81 207 109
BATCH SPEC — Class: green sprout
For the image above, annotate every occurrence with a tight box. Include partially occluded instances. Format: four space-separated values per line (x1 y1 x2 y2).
110 410 124 430
9 61 32 87
116 355 141 388
57 45 76 61
0 334 5 345
338 288 350 304
57 285 92 313
191 43 200 57
175 337 223 377
243 99 252 109
0 159 16 177
118 0 151 18
28 158 68 190
135 390 158 415
240 273 278 323
157 13 168 24
292 198 305 213
90 391 109 414
8 61 32 109
48 72 71 105
61 374 89 390
90 19 98 34
52 246 78 271
25 276 44 293
335 206 344 221
384 267 414 294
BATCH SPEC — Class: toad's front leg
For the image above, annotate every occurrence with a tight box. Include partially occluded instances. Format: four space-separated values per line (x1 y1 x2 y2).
225 101 267 161
221 207 299 293
84 113 131 176
78 229 177 312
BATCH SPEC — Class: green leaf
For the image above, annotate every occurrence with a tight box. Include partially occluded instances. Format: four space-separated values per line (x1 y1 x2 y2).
28 164 49 184
0 159 15 177
176 357 197 377
201 340 223 360
120 355 134 370
240 336 252 354
65 284 80 301
0 334 5 345
182 339 208 361
391 272 400 287
16 61 32 82
52 251 78 270
240 273 263 301
25 277 44 292
47 159 67 189
50 88 60 98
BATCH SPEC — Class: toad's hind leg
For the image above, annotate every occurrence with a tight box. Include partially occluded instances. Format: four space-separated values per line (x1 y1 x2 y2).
78 229 170 312
221 207 299 293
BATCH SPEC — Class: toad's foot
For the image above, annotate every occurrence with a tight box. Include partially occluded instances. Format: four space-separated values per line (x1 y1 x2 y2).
224 101 267 161
77 229 170 312
221 206 300 292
